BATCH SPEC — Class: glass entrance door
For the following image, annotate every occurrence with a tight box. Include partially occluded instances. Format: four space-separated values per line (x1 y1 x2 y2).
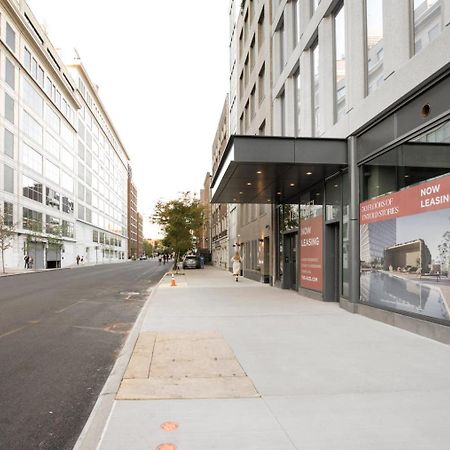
283 233 298 290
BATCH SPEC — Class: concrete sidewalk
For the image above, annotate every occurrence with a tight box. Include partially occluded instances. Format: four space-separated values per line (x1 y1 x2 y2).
93 267 450 450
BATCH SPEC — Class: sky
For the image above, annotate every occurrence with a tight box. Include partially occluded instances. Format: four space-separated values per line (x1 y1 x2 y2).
27 0 230 238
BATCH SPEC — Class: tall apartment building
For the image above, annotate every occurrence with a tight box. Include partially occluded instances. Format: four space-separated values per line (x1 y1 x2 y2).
0 0 129 270
199 172 211 254
212 0 450 338
211 96 230 270
234 0 274 283
127 167 138 259
136 212 143 257
68 61 129 265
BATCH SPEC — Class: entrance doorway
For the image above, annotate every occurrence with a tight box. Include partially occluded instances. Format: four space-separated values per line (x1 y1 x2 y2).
263 237 270 283
325 222 340 301
283 233 298 290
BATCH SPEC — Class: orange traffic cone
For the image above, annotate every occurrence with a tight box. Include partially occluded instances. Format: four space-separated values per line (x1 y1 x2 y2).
171 274 177 287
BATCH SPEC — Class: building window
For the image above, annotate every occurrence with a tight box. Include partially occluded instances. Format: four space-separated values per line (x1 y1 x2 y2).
279 90 286 136
23 112 43 144
4 129 14 159
258 7 265 51
62 196 74 214
293 0 301 44
46 215 61 234
312 41 321 136
334 3 346 122
366 0 384 95
22 175 43 203
258 64 265 104
413 0 442 55
250 85 256 118
3 202 13 226
23 207 42 232
4 165 14 193
275 16 285 74
24 47 32 71
22 143 43 174
44 159 60 184
46 187 60 210
44 132 60 159
5 23 16 52
61 172 74 193
294 69 301 136
23 77 44 116
5 58 15 90
44 104 60 134
62 220 74 238
5 93 15 124
312 0 321 14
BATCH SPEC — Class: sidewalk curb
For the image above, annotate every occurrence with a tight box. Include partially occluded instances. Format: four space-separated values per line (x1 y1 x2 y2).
73 275 163 450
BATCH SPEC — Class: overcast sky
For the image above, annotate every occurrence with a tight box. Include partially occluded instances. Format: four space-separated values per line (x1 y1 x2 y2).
27 0 230 238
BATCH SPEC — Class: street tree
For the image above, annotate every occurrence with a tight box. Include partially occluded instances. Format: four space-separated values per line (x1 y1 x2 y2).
152 192 204 268
143 239 153 256
0 211 16 274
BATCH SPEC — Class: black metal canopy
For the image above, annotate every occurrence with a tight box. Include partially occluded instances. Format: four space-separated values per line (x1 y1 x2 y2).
211 135 348 204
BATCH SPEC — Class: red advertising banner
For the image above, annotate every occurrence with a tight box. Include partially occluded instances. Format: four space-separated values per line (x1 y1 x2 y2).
300 215 323 291
360 174 450 224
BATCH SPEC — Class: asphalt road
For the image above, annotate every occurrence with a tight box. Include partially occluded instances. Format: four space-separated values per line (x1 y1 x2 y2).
0 260 168 450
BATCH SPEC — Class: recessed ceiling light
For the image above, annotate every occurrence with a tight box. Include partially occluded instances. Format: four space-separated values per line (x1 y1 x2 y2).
404 175 409 178
239 191 243 194
277 192 282 195
247 182 252 186
316 192 320 196
256 170 262 174
267 199 270 202
334 184 339 188
290 183 295 187
306 172 312 175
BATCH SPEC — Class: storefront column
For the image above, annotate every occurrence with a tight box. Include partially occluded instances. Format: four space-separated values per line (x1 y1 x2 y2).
348 136 360 304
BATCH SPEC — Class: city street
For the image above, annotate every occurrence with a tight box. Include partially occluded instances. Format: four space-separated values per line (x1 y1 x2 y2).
0 260 167 450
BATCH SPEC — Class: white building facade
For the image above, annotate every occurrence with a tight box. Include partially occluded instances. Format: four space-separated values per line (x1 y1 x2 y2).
0 0 129 270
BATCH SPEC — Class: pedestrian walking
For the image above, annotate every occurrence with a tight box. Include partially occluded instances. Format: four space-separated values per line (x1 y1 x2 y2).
76 255 80 265
81 256 84 264
28 256 33 269
24 255 29 269
231 251 243 282
158 256 162 265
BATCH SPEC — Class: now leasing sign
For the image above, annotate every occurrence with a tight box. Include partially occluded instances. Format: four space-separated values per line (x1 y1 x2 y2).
360 174 450 224
300 215 323 291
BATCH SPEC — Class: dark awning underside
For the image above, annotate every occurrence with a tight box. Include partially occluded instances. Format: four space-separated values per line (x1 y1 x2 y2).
211 135 348 204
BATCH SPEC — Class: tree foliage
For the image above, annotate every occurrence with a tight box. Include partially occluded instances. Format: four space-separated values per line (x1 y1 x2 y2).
152 192 204 263
0 212 16 274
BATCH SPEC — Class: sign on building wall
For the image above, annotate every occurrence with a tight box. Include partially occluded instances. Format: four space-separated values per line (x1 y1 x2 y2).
360 173 450 322
300 215 323 292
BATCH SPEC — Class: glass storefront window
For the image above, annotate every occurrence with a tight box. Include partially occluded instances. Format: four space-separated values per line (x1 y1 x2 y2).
360 119 450 323
325 178 341 221
342 173 350 298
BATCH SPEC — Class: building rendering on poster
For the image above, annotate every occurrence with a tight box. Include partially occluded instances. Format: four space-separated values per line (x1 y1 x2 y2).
300 214 323 292
360 174 450 322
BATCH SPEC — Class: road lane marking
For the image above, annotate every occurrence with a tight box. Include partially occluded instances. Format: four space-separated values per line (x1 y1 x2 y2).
0 326 26 339
55 300 86 313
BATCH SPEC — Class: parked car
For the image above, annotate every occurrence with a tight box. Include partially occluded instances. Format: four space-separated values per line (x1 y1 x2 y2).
182 255 201 269
139 255 147 260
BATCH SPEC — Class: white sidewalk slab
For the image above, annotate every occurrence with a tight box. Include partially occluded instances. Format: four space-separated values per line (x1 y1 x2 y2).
97 267 450 450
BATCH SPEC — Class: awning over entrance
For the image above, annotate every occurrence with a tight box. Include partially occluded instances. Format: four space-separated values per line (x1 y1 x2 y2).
211 135 348 204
